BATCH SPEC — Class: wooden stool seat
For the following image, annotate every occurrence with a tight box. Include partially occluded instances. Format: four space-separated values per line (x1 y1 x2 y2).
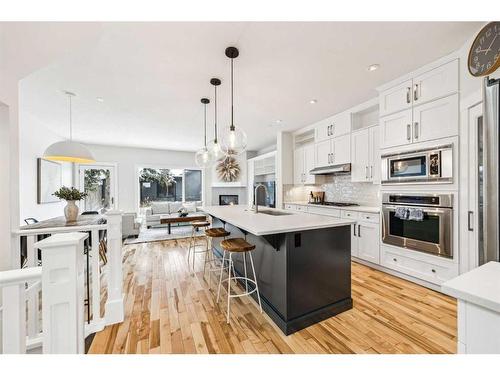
221 238 255 253
205 227 230 238
192 221 210 228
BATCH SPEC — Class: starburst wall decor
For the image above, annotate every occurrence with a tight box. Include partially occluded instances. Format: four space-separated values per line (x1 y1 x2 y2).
216 155 241 182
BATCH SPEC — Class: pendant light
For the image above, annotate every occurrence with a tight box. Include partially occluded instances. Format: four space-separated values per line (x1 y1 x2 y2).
43 91 95 163
207 78 224 161
220 46 247 155
194 98 214 167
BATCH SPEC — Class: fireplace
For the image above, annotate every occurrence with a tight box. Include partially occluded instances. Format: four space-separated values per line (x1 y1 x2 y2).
219 194 239 206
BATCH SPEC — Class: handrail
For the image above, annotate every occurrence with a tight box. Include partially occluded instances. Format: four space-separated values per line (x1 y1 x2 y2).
0 267 42 287
12 223 107 236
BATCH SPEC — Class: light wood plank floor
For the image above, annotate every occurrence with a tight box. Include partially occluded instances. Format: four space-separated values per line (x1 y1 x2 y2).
88 238 457 354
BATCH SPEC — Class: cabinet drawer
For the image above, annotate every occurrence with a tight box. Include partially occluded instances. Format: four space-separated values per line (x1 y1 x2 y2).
358 212 380 224
341 210 359 220
381 248 457 285
307 206 341 218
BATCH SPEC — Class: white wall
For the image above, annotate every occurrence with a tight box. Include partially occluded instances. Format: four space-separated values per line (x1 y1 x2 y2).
18 111 73 224
0 103 11 271
83 143 201 213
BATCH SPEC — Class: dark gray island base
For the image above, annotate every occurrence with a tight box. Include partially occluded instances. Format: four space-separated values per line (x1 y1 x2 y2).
211 217 352 335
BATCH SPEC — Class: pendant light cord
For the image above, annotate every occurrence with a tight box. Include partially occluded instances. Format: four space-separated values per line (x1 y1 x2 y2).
203 102 207 147
230 57 234 131
214 84 218 143
68 94 73 141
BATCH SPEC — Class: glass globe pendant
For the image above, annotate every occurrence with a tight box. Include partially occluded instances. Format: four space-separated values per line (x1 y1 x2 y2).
194 98 214 168
208 78 225 162
220 47 248 155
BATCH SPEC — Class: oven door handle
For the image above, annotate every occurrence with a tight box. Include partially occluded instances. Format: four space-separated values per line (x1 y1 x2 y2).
382 204 450 214
468 211 474 231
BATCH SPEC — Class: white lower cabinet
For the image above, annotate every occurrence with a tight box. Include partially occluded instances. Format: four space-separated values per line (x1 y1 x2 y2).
342 210 380 264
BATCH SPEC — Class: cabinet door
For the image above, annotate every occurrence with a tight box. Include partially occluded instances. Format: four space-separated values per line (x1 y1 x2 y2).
350 223 359 257
357 222 380 264
379 79 413 117
413 94 458 144
332 134 351 165
293 147 304 184
413 59 458 106
329 111 351 138
351 129 370 182
314 119 331 143
303 144 316 184
369 126 381 184
379 109 413 149
315 139 331 168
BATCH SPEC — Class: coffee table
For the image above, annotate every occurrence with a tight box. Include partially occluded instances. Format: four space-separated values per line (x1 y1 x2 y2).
159 213 208 234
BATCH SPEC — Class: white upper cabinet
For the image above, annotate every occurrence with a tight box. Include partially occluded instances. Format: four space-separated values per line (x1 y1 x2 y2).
379 79 413 117
412 59 459 106
413 94 459 144
332 134 351 165
315 139 331 168
315 111 351 142
303 144 316 184
379 109 413 149
351 126 380 183
293 147 305 185
294 144 317 185
351 129 370 182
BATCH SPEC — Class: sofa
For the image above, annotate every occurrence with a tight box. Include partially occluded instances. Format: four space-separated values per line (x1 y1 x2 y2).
145 201 202 228
122 212 143 238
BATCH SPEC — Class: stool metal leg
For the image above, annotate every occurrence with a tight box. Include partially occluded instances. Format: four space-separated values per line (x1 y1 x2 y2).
249 252 262 313
243 252 248 293
187 226 195 265
226 252 233 323
216 250 226 302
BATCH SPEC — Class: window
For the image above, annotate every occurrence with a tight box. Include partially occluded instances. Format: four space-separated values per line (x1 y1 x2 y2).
138 168 202 207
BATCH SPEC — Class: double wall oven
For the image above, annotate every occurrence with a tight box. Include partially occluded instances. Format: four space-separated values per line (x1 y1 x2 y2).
382 193 454 258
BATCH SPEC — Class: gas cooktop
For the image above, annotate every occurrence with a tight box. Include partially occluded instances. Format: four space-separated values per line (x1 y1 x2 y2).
310 201 359 207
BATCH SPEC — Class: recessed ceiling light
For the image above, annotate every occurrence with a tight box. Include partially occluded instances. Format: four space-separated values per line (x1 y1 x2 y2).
96 97 104 103
309 99 317 104
367 64 380 72
275 119 282 123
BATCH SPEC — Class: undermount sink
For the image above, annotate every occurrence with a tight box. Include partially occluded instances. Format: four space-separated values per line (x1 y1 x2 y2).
257 210 293 216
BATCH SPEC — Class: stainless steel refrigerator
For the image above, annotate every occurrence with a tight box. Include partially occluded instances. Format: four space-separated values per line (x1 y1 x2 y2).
483 77 500 264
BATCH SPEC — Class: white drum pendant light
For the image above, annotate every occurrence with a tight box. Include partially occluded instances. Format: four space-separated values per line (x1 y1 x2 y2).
207 78 224 161
220 47 247 155
195 98 214 167
43 91 95 163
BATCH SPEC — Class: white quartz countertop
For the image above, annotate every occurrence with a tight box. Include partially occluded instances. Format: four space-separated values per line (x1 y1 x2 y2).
441 261 500 313
285 201 380 214
201 205 354 236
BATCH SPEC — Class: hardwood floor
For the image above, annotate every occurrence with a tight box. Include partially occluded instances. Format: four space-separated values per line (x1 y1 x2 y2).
88 238 457 354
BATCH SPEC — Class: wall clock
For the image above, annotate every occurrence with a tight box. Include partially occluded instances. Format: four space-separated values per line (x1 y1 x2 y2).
468 22 500 77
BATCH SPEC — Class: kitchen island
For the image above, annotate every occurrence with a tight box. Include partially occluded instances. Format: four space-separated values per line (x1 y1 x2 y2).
202 205 354 335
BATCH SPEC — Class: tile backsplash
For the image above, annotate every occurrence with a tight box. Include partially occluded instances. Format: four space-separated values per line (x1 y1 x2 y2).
284 175 380 206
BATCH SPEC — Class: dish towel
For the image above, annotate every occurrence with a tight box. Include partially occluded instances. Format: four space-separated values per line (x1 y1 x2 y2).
408 208 424 221
395 207 409 220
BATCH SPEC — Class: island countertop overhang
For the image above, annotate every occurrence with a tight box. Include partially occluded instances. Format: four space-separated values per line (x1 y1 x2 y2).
201 205 354 236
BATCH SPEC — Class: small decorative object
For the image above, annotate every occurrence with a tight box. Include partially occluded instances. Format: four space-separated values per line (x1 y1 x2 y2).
216 154 241 182
468 22 500 77
53 186 88 222
178 207 188 217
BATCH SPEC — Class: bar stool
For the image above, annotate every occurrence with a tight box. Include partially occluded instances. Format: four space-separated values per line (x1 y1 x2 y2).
187 220 210 271
217 237 262 323
203 227 230 288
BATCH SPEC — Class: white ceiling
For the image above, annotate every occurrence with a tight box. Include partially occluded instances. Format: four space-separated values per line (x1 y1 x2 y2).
19 22 482 152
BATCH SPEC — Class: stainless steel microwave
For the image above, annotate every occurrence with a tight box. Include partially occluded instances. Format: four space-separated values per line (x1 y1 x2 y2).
381 144 453 184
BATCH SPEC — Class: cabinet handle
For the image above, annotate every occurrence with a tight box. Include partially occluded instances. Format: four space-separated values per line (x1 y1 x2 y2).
393 258 397 262
353 224 357 237
414 84 419 101
365 166 369 179
370 166 373 179
331 153 334 164
414 122 419 139
331 123 335 136
407 124 411 141
406 87 411 103
358 224 361 237
327 125 331 137
468 211 474 231
431 269 436 273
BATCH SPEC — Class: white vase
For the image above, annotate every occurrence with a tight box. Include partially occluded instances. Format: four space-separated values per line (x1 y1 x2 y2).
64 200 79 222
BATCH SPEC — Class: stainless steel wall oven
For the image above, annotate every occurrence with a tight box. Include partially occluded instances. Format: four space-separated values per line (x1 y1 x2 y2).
382 193 453 258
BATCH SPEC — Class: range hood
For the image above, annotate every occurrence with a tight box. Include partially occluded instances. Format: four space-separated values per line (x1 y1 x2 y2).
309 163 351 175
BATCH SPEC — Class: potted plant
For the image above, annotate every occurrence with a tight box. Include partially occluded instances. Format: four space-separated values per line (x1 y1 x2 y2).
53 186 88 222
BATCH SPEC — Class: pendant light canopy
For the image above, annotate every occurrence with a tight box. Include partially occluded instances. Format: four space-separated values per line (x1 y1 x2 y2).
207 78 224 161
43 91 95 164
220 46 247 155
194 98 214 167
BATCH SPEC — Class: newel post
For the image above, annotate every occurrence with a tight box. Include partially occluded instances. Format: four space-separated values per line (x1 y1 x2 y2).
105 210 124 325
35 232 88 354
